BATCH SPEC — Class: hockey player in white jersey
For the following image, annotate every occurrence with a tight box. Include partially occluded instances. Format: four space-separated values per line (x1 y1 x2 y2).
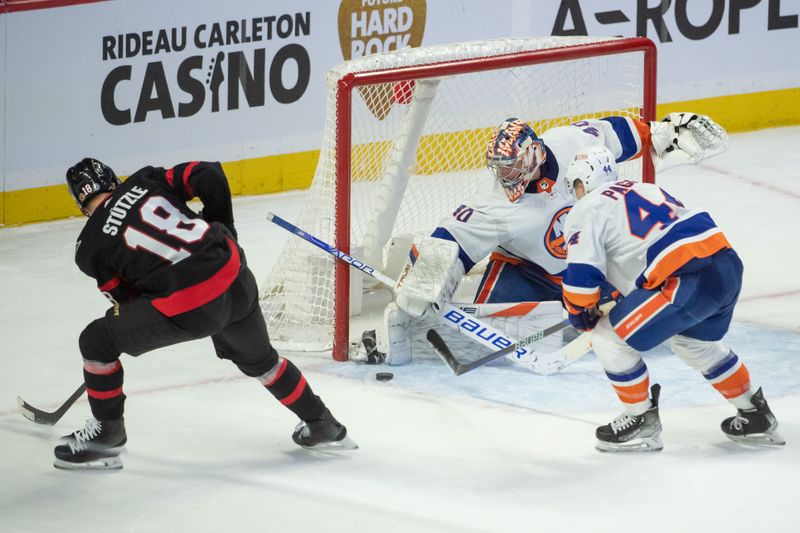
561 145 783 452
383 112 729 372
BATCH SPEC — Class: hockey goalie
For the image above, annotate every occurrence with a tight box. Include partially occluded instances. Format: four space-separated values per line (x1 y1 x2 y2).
357 112 729 374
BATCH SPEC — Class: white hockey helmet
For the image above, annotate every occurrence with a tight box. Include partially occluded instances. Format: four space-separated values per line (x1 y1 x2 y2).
565 145 618 199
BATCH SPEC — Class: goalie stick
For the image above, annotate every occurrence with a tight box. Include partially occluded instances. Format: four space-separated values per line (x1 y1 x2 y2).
17 384 86 425
267 212 539 360
427 320 573 376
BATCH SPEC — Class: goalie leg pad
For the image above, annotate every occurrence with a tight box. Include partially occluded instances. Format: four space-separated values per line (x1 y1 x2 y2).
382 300 569 370
383 302 412 366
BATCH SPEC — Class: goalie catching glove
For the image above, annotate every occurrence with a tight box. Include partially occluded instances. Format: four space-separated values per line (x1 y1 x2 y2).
650 112 729 171
394 235 464 318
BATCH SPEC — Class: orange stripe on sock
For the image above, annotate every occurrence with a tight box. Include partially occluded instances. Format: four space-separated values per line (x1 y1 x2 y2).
712 365 751 399
612 378 651 404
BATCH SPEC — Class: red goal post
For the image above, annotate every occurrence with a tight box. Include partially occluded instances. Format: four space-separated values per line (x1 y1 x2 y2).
260 36 657 361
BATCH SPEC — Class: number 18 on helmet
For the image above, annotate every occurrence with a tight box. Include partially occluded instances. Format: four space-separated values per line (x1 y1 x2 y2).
66 158 120 211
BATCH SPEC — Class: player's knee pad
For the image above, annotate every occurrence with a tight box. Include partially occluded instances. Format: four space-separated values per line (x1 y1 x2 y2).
670 335 729 371
79 318 121 363
590 317 640 372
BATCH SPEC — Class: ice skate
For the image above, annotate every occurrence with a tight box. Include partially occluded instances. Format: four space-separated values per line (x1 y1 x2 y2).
54 417 127 470
721 388 785 446
292 409 357 450
596 384 663 453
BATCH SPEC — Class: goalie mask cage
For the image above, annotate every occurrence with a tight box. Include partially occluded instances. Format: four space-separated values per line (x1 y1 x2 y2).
260 36 657 360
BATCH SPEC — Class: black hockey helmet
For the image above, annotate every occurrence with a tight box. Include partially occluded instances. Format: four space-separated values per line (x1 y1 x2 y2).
66 158 120 210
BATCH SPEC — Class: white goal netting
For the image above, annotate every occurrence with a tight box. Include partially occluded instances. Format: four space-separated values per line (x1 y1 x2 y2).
259 36 655 359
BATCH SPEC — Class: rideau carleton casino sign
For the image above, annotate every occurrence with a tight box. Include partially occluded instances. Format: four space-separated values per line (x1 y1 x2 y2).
99 12 312 126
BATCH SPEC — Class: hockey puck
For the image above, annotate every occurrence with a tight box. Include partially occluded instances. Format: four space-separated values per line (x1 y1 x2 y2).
376 372 394 382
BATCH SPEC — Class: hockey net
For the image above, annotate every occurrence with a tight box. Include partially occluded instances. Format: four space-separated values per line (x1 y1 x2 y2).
259 36 656 360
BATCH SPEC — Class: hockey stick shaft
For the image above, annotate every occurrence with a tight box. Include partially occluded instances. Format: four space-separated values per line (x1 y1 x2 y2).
17 384 86 425
267 212 530 357
268 212 395 287
428 319 570 375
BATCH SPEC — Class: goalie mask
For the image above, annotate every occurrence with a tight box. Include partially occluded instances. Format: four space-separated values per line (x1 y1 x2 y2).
486 118 546 202
66 158 120 211
565 145 618 200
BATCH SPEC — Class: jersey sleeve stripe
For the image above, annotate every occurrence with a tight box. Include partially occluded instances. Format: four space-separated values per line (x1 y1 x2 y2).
431 226 476 271
562 286 600 308
165 167 175 188
563 262 605 307
601 116 644 161
97 276 121 292
182 161 200 198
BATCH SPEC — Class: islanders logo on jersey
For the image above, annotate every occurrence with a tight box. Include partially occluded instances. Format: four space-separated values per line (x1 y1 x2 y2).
543 206 572 259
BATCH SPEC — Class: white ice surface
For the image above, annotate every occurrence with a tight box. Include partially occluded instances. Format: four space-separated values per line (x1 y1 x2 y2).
1 127 800 533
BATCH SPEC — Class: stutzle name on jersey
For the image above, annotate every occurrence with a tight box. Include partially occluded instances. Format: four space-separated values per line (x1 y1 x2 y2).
102 186 149 235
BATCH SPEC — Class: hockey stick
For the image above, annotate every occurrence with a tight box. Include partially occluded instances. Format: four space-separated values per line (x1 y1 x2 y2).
428 301 615 375
17 384 86 425
267 212 537 359
427 319 570 375
268 212 396 287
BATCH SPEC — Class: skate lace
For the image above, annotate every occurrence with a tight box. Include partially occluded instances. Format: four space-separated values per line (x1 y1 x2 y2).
610 413 638 434
729 414 749 432
68 418 102 453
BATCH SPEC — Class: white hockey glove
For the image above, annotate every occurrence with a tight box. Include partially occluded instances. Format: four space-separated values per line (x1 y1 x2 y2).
395 235 464 318
650 112 729 171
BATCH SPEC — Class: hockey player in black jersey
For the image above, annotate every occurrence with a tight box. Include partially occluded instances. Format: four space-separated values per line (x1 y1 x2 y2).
55 158 354 470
